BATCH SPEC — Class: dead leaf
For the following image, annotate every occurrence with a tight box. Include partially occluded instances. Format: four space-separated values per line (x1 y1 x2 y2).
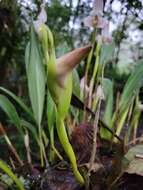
124 144 143 176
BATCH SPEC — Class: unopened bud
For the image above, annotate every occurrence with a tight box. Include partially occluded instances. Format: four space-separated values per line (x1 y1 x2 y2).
96 85 105 100
56 45 92 87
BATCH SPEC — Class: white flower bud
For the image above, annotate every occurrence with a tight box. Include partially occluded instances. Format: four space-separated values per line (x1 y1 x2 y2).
102 21 112 43
96 85 105 100
80 77 89 93
33 4 47 35
37 4 47 23
24 132 29 148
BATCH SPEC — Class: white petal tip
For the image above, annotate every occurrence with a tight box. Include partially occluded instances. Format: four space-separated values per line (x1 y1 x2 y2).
96 85 105 100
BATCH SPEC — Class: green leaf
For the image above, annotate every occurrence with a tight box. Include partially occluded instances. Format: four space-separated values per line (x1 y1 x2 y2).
58 74 72 119
0 95 23 136
1 174 13 186
72 69 80 98
124 144 143 176
0 159 25 190
100 41 115 65
119 59 143 114
25 27 46 126
102 78 113 125
47 92 55 132
20 119 39 144
0 87 34 120
100 78 113 139
25 42 30 71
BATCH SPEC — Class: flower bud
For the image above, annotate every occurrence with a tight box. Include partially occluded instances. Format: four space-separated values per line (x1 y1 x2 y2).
56 45 92 87
96 85 105 100
34 4 47 36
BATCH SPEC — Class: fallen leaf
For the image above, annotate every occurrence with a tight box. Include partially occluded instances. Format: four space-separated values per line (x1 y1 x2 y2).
124 144 143 176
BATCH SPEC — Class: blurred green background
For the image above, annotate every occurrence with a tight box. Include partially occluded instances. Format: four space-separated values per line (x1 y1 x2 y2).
0 0 143 110
0 0 142 162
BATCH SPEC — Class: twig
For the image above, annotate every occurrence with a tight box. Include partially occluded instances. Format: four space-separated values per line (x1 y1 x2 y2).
110 171 124 189
9 157 16 169
135 154 143 159
0 123 23 166
85 99 101 190
83 35 97 122
126 135 143 147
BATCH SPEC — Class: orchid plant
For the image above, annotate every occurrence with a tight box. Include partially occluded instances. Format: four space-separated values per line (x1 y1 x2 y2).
0 1 143 189
26 4 92 184
82 0 143 146
0 3 91 185
81 0 114 141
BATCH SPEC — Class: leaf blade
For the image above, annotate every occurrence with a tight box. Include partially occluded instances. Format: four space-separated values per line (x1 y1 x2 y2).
0 94 23 136
25 27 46 126
0 159 25 190
0 87 34 120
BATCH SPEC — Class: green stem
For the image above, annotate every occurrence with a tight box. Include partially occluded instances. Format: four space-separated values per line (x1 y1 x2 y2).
50 127 63 161
56 114 84 184
132 112 140 144
83 30 96 120
130 96 141 144
85 30 97 76
114 109 129 143
92 96 99 112
4 135 23 166
86 98 101 189
38 124 44 167
88 42 101 109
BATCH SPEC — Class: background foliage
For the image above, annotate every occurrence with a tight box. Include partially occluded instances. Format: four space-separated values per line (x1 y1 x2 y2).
0 0 143 138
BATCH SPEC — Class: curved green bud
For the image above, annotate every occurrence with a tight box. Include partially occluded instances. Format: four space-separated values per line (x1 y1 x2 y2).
56 113 84 184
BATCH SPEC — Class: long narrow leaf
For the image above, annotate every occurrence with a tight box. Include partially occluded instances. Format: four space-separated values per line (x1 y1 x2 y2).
0 159 25 190
102 78 114 125
100 41 115 65
47 92 55 132
0 95 23 136
119 59 143 114
72 69 80 98
0 87 34 120
25 27 46 126
100 78 114 139
47 93 63 161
